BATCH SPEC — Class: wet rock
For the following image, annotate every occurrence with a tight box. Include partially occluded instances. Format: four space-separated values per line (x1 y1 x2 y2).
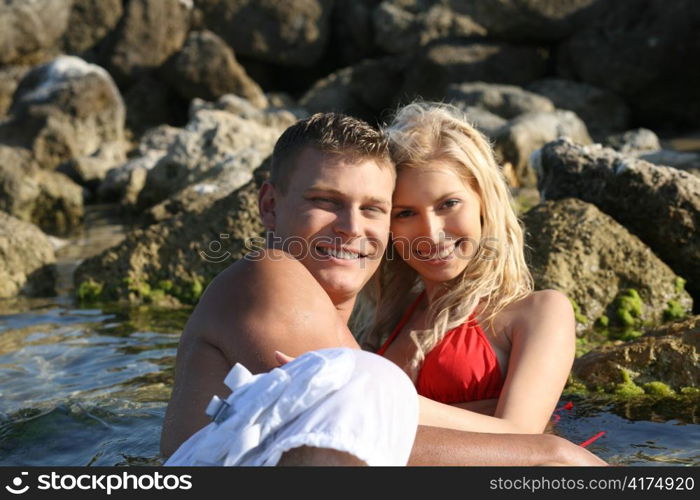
446 82 554 120
0 212 56 299
452 0 598 42
0 146 84 235
494 111 591 187
103 0 192 84
300 57 407 120
558 0 700 128
604 128 661 154
199 0 334 67
162 30 267 107
573 316 700 391
527 78 630 138
0 0 71 65
522 198 693 332
0 66 30 118
61 0 123 55
74 177 265 306
1 56 127 176
536 139 700 302
373 0 486 54
136 108 281 209
401 40 548 102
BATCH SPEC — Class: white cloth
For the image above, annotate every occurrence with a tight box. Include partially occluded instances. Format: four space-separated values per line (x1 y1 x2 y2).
165 348 419 466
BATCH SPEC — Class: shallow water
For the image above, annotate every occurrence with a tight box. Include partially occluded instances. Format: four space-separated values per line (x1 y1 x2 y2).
0 297 698 466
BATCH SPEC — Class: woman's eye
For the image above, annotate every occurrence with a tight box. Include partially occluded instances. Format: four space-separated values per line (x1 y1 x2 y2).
393 210 413 219
441 199 461 209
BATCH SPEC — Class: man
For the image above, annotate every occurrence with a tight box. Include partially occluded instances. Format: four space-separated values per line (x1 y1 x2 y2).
161 113 605 466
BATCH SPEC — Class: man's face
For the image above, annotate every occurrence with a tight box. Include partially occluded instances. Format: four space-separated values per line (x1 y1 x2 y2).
262 147 394 304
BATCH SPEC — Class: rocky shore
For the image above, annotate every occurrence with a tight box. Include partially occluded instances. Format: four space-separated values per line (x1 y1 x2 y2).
1 0 699 395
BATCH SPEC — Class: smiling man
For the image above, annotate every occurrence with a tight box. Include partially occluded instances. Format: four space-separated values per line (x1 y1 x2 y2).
160 113 606 466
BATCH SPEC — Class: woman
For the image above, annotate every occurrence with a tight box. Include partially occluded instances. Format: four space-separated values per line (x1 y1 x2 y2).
360 102 575 434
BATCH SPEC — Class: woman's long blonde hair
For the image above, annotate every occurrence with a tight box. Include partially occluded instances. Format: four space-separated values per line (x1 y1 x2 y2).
358 102 533 378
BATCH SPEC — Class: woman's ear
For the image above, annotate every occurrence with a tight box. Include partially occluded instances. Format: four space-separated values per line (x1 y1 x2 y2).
258 181 277 230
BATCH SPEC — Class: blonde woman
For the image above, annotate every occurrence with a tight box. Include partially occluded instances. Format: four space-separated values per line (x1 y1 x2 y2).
363 102 576 434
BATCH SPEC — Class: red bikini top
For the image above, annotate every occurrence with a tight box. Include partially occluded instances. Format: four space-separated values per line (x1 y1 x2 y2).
376 291 504 404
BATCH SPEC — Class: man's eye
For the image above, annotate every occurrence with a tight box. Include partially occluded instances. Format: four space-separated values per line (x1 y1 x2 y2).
362 206 386 214
312 197 335 204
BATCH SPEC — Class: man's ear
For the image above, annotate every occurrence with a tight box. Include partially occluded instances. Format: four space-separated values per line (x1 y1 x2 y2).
258 181 277 230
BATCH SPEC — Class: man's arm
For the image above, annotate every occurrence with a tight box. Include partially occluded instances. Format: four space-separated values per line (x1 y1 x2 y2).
409 426 607 466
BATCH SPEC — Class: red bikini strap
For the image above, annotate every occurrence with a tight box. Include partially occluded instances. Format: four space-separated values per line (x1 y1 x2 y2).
377 290 426 355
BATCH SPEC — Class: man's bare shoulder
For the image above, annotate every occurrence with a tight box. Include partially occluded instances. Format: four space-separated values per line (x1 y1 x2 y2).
183 249 352 372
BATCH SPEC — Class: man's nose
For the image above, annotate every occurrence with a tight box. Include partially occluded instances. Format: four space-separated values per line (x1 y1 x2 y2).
334 207 362 238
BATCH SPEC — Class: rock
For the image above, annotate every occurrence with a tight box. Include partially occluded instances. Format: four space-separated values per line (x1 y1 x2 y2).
199 0 334 67
61 0 123 55
327 0 379 66
104 0 192 84
522 198 693 332
536 139 700 302
99 125 181 204
604 128 661 154
74 176 265 306
136 109 281 208
451 106 506 139
401 40 549 102
637 150 700 178
0 0 71 65
122 75 189 140
1 56 127 175
0 145 84 235
451 0 598 42
373 1 486 54
190 94 302 129
573 316 700 391
494 110 591 186
162 30 267 107
558 0 700 128
0 66 30 118
300 57 408 120
0 212 56 298
446 82 554 120
527 78 630 138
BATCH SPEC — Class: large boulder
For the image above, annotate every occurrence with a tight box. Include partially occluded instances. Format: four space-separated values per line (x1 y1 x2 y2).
372 0 486 54
300 57 408 120
451 106 506 139
604 128 661 155
74 176 265 306
522 198 693 332
527 78 630 138
0 0 71 65
536 139 700 303
401 40 549 102
0 212 56 298
60 0 124 55
1 56 127 177
494 110 591 186
136 107 282 209
198 0 335 67
161 30 267 107
0 146 84 235
446 82 554 120
103 0 192 84
451 0 599 42
558 0 700 128
573 316 700 392
189 94 302 130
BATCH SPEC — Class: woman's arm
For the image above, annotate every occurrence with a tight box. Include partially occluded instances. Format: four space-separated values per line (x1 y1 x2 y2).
417 290 575 434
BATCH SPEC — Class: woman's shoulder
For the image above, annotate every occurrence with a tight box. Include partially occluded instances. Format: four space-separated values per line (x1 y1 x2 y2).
497 289 574 332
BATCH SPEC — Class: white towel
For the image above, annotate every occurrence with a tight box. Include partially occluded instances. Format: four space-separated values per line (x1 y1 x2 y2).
165 348 419 466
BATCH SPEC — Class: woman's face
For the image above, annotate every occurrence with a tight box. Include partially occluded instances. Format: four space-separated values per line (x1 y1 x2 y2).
390 163 482 293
